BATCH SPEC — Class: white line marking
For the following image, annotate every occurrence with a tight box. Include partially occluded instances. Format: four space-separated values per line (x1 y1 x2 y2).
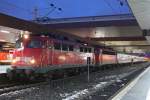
146 87 150 100
111 67 150 100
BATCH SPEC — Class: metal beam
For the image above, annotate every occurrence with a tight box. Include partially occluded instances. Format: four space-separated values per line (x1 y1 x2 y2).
0 13 80 38
0 13 46 33
107 45 150 47
45 19 138 28
44 14 138 28
89 36 146 41
41 14 135 24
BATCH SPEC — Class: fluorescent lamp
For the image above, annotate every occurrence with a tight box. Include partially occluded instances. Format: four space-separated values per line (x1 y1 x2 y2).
0 39 6 42
0 30 10 34
84 43 87 46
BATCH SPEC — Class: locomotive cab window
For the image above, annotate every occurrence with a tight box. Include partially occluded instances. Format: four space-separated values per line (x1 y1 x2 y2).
27 40 43 48
15 40 23 48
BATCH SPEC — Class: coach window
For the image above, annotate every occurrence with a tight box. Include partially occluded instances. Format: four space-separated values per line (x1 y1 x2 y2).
62 44 68 51
69 45 74 51
54 42 61 50
102 50 115 55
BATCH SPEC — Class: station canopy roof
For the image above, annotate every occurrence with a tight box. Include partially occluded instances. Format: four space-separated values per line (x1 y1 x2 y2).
0 0 131 20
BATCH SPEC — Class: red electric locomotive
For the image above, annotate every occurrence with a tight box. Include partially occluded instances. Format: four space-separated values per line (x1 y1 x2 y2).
7 33 96 78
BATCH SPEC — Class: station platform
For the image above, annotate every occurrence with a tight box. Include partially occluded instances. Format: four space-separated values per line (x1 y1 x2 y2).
112 66 150 100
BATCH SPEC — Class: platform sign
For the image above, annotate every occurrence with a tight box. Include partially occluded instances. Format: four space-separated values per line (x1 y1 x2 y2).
87 57 91 64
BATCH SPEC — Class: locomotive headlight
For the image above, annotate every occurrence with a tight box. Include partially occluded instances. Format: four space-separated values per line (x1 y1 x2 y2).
30 59 35 64
24 34 29 39
12 59 17 63
12 57 20 63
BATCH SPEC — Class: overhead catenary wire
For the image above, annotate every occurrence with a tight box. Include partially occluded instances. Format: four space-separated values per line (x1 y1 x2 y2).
0 0 62 20
35 3 62 20
117 0 126 14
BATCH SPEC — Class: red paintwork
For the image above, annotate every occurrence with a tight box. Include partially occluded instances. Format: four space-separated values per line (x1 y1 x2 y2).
102 54 117 64
94 48 117 65
94 53 117 65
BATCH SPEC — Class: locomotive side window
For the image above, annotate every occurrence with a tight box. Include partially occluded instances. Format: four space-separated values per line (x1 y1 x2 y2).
80 47 84 52
48 43 53 49
79 47 92 53
69 45 74 51
84 48 88 53
27 40 42 48
62 44 68 51
88 48 92 53
54 42 61 50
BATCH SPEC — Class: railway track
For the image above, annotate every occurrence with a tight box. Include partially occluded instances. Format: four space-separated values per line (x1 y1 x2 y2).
0 73 85 96
0 83 20 89
0 67 100 96
0 62 148 98
0 81 47 95
0 71 84 95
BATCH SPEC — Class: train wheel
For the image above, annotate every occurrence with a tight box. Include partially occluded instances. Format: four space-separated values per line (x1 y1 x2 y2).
29 75 35 81
45 73 53 82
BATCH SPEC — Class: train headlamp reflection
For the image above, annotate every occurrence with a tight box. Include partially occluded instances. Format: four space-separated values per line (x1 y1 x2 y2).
30 59 35 64
12 57 35 64
12 59 17 63
24 34 29 39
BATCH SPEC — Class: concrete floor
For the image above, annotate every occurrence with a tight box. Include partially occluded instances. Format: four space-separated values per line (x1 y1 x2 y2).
0 65 11 73
113 66 150 100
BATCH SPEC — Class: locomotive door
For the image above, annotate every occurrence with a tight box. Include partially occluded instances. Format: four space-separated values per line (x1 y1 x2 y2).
40 39 53 67
47 40 53 65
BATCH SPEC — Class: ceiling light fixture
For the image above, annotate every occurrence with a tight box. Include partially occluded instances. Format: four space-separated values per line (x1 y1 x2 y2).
0 39 6 42
0 30 10 34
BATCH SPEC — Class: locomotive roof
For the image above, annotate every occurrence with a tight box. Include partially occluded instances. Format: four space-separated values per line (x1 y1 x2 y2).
28 32 115 50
